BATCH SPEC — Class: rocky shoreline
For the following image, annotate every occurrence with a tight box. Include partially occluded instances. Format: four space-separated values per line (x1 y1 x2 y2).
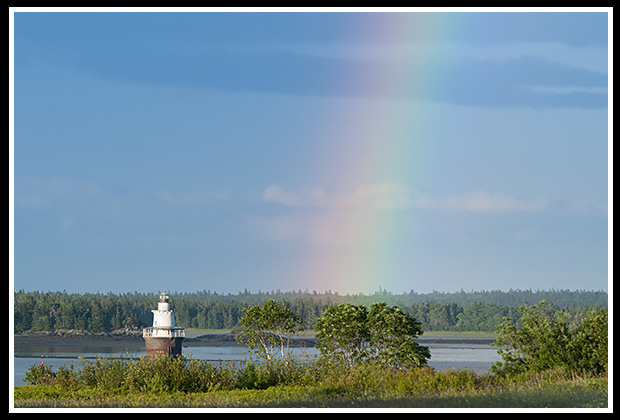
14 330 490 353
13 329 317 351
14 329 144 352
16 328 143 338
187 334 317 348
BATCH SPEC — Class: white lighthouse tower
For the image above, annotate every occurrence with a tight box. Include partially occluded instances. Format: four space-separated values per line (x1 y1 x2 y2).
143 291 185 357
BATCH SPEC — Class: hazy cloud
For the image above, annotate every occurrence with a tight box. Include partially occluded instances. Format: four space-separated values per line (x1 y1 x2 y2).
260 41 608 75
258 185 554 247
14 177 107 209
417 190 549 212
523 85 608 95
71 41 607 108
264 183 413 211
264 184 549 213
260 183 414 247
156 189 232 206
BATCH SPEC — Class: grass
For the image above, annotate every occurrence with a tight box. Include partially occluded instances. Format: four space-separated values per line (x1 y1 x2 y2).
13 376 608 408
184 328 234 334
13 356 608 409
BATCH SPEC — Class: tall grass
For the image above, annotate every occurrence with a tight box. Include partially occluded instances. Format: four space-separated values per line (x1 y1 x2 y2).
15 355 608 408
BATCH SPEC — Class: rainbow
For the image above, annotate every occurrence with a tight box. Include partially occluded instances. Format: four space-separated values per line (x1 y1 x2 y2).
275 13 468 294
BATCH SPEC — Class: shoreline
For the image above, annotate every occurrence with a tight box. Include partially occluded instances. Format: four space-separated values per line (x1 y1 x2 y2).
13 331 317 350
14 331 495 353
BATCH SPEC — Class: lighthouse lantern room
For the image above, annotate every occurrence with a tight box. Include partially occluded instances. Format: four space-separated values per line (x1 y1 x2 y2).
143 291 185 357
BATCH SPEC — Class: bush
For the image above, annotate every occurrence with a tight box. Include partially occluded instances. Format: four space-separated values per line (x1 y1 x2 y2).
567 308 608 375
315 302 430 368
23 362 58 386
18 353 608 408
23 354 314 394
78 355 130 391
491 301 608 376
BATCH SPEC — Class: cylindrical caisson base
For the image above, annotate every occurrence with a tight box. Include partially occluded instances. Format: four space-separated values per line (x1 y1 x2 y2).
144 337 184 357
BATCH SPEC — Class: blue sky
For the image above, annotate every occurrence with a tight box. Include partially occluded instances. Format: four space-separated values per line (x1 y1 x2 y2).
10 9 610 295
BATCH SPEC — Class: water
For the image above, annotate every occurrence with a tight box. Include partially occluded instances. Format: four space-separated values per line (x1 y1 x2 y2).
419 337 503 373
12 336 503 385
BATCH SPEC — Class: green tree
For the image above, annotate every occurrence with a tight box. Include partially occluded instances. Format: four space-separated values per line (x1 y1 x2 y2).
14 291 35 331
491 300 608 377
367 302 430 368
31 299 54 331
492 300 570 374
88 298 106 332
567 307 608 375
315 304 371 365
235 299 303 362
315 302 430 368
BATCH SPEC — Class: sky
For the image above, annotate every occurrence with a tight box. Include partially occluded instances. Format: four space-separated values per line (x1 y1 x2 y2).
10 8 611 295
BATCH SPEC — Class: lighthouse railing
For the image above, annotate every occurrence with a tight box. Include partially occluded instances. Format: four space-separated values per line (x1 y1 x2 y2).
143 327 185 338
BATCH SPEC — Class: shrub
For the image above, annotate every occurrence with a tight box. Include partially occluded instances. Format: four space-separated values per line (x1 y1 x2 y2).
315 302 430 368
78 355 130 391
23 362 57 386
492 301 608 376
567 308 608 375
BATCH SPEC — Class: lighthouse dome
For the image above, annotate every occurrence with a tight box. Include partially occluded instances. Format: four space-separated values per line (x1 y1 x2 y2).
152 291 175 328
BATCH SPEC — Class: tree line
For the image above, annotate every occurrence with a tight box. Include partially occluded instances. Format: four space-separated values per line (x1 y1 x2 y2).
13 288 607 333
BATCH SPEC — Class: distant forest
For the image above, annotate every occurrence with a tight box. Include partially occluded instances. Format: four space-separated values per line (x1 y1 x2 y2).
13 288 608 334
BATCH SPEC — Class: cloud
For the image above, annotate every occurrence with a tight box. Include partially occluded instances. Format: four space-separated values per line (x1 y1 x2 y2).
445 42 607 75
256 184 603 249
156 189 232 206
260 183 414 247
522 85 608 95
354 183 414 210
258 185 552 247
263 185 316 208
263 183 413 211
14 177 107 209
261 41 608 75
417 190 548 212
264 185 548 213
72 39 607 109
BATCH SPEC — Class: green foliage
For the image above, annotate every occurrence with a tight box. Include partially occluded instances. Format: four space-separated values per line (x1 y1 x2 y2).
234 359 307 390
315 304 371 365
491 301 608 376
77 355 131 391
492 301 570 374
566 307 608 375
23 362 58 386
235 299 304 362
14 288 607 333
315 302 430 368
16 359 608 408
368 302 430 367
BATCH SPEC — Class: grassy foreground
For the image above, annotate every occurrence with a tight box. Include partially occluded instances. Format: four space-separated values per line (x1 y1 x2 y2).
14 379 608 409
13 357 607 409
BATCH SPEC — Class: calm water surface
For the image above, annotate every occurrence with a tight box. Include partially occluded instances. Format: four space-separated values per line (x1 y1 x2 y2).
13 336 502 385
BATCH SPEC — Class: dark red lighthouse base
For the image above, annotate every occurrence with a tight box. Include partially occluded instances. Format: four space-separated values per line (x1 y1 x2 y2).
144 337 184 357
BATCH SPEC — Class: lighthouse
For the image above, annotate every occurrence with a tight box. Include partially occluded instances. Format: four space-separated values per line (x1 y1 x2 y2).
143 291 185 357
